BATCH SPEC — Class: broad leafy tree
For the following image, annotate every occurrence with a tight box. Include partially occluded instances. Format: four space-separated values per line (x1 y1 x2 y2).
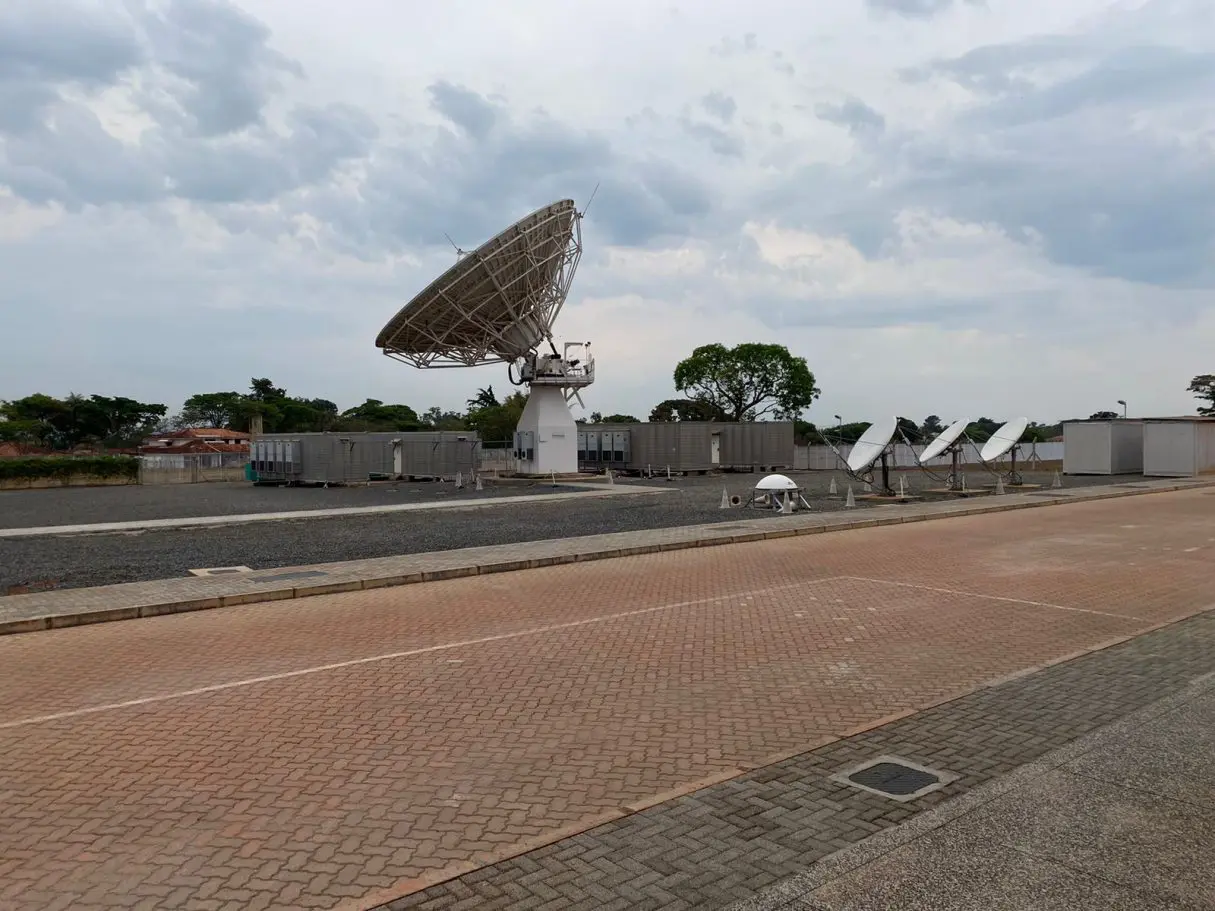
465 391 527 441
671 342 820 422
0 393 166 448
1188 374 1215 416
338 399 422 431
895 417 921 444
649 398 725 422
466 387 499 411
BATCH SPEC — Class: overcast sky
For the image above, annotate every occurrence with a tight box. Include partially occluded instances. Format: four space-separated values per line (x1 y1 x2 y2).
1 0 1212 426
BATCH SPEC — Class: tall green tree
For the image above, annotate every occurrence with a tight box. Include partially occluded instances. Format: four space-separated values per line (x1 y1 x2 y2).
467 387 499 411
1188 374 1215 416
420 406 467 431
895 417 922 444
920 415 944 438
465 391 527 441
338 399 422 431
649 398 726 422
0 393 165 447
671 342 820 421
177 391 247 429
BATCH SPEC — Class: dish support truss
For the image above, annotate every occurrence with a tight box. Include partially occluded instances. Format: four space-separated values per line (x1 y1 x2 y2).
819 429 902 497
381 214 583 369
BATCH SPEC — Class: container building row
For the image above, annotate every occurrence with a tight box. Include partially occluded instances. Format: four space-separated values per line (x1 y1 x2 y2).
1062 417 1215 477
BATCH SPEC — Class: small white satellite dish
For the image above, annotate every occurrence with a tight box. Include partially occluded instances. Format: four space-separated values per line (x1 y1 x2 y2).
755 473 798 491
918 418 970 463
979 416 1030 462
847 416 898 474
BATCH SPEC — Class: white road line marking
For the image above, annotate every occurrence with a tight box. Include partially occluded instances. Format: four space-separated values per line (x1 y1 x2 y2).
0 488 665 539
0 577 844 731
838 576 1145 622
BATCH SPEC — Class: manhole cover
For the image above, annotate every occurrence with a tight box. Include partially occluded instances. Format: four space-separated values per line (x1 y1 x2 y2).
188 565 253 577
830 755 958 802
850 762 937 795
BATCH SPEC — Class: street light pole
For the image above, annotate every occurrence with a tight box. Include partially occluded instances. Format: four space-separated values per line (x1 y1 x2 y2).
1117 399 1128 419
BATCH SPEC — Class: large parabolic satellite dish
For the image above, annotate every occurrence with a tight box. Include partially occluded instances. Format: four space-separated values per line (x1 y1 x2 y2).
980 416 1029 462
376 200 582 368
376 200 594 477
918 418 970 463
847 416 898 474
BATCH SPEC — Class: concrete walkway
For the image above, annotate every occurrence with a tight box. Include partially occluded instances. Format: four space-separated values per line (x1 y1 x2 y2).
1 476 1211 635
730 671 1215 911
0 484 654 539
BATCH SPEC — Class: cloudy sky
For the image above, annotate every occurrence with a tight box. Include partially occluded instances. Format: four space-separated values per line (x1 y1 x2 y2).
1 0 1212 427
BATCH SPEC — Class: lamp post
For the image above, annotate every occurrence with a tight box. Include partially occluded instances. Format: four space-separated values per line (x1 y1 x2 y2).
1117 399 1127 419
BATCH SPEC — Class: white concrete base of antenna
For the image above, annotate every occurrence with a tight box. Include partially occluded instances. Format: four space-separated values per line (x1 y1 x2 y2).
513 343 594 476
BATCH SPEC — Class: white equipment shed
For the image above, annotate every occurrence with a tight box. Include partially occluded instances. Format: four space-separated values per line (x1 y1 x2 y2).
1062 420 1144 475
1142 417 1215 477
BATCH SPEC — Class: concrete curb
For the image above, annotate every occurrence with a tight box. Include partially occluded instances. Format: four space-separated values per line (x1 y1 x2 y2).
2 479 1211 637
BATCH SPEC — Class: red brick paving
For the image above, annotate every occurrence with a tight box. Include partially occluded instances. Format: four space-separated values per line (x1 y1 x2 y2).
1 489 1213 910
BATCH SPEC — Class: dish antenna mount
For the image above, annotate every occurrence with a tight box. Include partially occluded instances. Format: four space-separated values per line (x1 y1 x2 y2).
819 416 901 497
976 416 1030 486
376 200 593 476
913 418 972 492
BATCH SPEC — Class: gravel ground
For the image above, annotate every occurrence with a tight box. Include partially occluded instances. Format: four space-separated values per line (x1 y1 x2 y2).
0 479 596 529
1 469 1143 594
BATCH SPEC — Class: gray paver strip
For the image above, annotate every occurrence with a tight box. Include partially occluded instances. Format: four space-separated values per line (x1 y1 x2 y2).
730 672 1215 911
0 484 654 538
373 612 1215 911
2 477 1211 636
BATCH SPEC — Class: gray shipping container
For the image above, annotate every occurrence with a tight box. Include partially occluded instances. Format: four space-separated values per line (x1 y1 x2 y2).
577 421 794 474
252 431 478 484
1062 420 1144 475
1142 417 1215 477
718 422 795 471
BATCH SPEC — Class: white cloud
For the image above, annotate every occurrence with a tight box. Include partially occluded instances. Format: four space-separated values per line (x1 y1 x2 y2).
1 0 1213 427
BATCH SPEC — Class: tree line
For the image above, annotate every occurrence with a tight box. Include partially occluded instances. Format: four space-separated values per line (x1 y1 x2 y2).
4 346 1211 451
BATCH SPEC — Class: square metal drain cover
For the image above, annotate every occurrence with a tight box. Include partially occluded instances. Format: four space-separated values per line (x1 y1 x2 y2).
188 565 253 577
830 755 959 802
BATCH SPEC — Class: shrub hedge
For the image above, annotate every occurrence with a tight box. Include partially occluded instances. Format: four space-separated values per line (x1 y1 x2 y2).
0 455 139 482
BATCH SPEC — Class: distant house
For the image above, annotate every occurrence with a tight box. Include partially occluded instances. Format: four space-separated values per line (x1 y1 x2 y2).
139 428 250 455
0 442 52 458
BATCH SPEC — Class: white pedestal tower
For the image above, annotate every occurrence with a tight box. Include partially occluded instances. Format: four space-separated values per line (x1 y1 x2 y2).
513 343 594 476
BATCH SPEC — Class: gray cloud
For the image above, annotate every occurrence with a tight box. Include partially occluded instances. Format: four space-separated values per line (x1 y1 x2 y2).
0 1 144 132
428 80 498 139
321 84 714 252
0 0 367 212
141 0 303 136
766 34 1215 288
814 98 886 136
866 0 984 19
701 91 736 123
679 117 745 157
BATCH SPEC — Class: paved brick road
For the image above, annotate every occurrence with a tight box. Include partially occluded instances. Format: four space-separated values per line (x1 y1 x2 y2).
1 488 1212 910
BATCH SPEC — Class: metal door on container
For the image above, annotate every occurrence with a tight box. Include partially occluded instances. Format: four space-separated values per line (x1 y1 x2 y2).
392 440 403 476
611 431 627 462
711 433 721 465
